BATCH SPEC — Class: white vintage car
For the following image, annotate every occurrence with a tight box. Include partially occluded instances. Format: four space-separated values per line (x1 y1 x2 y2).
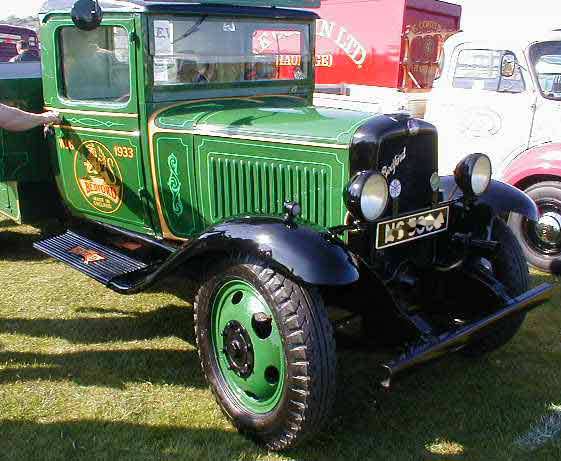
425 30 561 274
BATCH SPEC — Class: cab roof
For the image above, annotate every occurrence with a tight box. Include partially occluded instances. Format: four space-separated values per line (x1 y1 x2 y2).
444 29 561 53
40 0 320 16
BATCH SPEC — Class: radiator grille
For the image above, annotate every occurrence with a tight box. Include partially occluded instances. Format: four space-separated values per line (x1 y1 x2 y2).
207 156 332 227
378 133 436 216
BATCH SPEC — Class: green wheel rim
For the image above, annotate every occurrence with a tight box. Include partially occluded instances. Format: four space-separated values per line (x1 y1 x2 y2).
211 279 286 414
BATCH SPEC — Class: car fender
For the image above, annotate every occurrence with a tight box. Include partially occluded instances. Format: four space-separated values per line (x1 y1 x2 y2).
179 217 360 286
502 143 561 187
440 176 539 221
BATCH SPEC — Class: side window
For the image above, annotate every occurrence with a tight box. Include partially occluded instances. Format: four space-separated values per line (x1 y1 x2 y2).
59 26 130 102
453 48 525 92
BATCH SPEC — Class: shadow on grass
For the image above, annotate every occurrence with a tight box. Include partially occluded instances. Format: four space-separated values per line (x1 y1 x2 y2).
279 352 530 460
0 304 195 344
531 271 561 286
3 351 537 460
0 303 205 388
0 313 557 459
0 220 22 229
0 356 547 461
0 227 50 262
0 219 64 262
0 419 251 461
0 345 205 389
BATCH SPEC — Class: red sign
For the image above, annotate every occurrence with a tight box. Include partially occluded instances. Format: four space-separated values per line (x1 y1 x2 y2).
313 0 461 90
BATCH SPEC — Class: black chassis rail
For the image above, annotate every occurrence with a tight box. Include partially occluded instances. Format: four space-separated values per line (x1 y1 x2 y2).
380 283 553 387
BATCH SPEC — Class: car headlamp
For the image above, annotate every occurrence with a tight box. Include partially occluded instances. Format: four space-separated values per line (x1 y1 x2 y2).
454 153 492 197
344 171 389 222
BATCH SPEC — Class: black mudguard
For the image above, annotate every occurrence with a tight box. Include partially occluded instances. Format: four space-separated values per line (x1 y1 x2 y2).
186 217 359 285
109 217 360 293
441 176 539 221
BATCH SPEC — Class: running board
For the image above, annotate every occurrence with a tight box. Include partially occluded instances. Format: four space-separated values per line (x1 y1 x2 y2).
33 230 149 286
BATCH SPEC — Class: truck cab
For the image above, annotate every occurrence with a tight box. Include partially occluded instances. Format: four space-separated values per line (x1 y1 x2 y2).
0 0 553 450
40 0 355 238
425 31 561 272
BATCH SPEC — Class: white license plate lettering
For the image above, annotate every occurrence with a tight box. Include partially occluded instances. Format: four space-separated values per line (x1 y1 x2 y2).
376 206 449 249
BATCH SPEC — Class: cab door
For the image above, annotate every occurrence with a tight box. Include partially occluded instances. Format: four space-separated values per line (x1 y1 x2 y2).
41 15 153 234
426 45 536 177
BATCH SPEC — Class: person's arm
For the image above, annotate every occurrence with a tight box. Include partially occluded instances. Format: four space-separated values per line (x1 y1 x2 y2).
0 103 60 132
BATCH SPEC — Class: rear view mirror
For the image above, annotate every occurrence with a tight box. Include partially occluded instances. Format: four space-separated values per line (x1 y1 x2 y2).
71 0 103 31
501 53 516 78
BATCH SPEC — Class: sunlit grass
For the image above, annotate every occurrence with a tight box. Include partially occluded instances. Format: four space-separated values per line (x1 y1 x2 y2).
425 438 465 456
0 219 560 460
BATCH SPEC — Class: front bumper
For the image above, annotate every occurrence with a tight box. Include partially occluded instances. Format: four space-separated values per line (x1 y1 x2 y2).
380 283 553 387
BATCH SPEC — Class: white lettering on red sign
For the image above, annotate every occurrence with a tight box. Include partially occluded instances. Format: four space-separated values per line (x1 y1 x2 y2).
316 19 367 68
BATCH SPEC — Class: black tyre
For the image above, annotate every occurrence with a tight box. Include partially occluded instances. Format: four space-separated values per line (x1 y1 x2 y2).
194 256 336 451
508 181 561 274
462 218 530 357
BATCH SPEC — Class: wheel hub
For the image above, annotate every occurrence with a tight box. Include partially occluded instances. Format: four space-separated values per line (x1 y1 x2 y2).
212 280 285 413
524 200 561 256
222 320 254 378
535 212 561 246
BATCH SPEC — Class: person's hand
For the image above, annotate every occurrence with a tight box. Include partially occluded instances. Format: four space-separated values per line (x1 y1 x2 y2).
40 111 61 125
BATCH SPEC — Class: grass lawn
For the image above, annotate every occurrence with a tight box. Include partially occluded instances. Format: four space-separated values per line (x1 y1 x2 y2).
0 219 560 461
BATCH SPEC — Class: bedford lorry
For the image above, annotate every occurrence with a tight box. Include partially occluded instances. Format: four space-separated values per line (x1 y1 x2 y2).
0 0 552 450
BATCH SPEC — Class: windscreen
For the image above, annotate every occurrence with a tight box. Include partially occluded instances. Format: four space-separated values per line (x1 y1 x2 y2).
150 17 311 86
530 41 561 100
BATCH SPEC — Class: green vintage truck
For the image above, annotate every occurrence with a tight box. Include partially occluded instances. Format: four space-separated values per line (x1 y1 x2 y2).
0 0 554 450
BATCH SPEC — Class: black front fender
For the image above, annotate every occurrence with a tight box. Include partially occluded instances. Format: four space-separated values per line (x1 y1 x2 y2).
108 217 359 294
180 217 359 286
441 176 539 221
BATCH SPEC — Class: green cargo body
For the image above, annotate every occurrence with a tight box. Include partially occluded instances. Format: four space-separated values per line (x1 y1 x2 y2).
0 63 55 223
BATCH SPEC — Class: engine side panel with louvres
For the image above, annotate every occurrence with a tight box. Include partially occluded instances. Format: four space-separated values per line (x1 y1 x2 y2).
196 137 349 231
153 134 349 239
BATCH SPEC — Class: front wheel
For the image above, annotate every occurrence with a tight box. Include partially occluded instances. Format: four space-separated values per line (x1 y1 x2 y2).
508 181 561 274
194 256 336 451
461 218 530 357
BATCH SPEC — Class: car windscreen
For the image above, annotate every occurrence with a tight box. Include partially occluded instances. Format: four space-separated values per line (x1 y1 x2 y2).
530 41 561 100
150 16 311 87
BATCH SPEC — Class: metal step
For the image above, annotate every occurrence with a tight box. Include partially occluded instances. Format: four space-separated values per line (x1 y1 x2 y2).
33 230 148 285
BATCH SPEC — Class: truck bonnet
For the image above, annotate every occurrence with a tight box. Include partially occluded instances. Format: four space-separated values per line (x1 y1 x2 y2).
152 96 376 149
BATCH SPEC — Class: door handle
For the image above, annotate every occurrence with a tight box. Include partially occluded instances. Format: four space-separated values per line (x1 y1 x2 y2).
43 125 55 139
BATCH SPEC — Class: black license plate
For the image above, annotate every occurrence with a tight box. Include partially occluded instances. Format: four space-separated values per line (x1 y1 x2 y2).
375 206 450 250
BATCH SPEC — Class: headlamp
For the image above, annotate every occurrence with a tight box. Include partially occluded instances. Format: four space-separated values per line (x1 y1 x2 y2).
454 154 492 197
344 171 389 222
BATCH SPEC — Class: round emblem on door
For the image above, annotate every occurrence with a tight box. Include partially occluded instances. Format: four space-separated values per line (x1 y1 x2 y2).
74 140 123 214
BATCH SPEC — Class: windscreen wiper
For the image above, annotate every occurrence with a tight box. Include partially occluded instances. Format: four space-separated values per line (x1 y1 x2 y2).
173 15 207 44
